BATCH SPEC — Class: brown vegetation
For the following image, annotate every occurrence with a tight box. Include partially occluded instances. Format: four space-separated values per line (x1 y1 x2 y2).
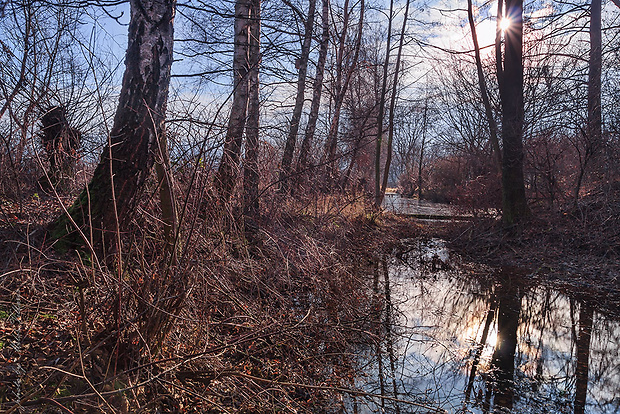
1 179 420 413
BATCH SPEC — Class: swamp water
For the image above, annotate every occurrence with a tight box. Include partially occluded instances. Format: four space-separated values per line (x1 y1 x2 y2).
350 239 620 413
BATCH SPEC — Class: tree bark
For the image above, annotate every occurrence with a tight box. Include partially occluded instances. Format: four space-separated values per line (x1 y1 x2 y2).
244 0 261 239
214 0 251 208
373 0 394 208
50 0 175 255
296 0 330 178
498 0 529 225
379 0 410 205
279 0 317 193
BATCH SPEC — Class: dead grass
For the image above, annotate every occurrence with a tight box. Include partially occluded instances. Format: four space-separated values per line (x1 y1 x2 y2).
0 188 421 413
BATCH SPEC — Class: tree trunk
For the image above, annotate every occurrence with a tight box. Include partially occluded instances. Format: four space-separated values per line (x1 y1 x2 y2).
244 0 261 240
379 0 410 205
296 0 330 178
498 0 529 226
587 0 602 153
323 0 364 177
417 102 428 200
373 0 394 208
467 0 502 173
50 0 175 255
574 0 602 203
279 0 317 193
214 0 251 208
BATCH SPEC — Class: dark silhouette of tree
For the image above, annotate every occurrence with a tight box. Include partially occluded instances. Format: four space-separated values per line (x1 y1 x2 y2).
380 0 410 204
243 0 261 240
39 106 81 193
574 301 593 414
467 0 501 173
373 0 395 208
490 275 521 409
497 0 530 225
574 0 602 202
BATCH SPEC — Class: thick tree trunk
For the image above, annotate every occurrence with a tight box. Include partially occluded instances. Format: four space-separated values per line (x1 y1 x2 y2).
498 0 529 225
296 0 329 178
379 0 410 205
279 0 316 193
244 0 261 239
50 0 175 255
373 0 394 208
214 0 251 207
467 0 502 173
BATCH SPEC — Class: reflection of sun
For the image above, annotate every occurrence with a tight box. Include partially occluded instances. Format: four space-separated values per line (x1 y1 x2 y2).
459 317 498 362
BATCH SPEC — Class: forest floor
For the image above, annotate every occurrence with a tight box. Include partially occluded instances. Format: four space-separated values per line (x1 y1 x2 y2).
1 186 619 412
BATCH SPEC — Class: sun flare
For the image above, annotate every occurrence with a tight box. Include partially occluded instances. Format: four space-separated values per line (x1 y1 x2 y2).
500 17 511 32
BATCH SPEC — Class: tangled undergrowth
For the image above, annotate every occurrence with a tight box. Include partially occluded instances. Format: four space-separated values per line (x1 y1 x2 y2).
0 188 421 413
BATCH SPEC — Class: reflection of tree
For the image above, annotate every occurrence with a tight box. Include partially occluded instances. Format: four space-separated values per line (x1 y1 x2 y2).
575 302 593 414
465 294 496 401
489 274 521 410
373 245 620 413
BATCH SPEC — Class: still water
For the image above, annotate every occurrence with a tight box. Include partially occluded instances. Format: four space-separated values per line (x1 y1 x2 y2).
351 239 620 413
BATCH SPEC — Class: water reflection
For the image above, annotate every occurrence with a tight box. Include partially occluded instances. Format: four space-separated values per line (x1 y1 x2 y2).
355 240 620 413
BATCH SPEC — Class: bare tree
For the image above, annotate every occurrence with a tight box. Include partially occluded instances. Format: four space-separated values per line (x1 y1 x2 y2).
379 0 411 205
244 0 261 239
373 0 395 207
574 0 602 202
213 0 251 208
467 0 501 173
497 0 530 225
278 0 317 193
323 0 365 178
296 0 330 178
51 0 176 255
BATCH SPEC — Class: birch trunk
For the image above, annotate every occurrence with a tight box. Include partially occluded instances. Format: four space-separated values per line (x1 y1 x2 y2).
279 0 317 193
50 0 175 255
296 0 329 177
214 0 251 207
